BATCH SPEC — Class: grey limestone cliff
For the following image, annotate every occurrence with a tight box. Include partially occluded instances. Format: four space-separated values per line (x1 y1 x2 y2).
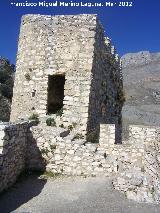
122 51 160 127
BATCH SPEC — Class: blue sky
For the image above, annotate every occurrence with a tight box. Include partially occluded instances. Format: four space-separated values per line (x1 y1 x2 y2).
0 0 160 64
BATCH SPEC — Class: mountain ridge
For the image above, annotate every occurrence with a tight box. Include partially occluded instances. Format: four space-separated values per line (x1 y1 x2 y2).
122 51 160 127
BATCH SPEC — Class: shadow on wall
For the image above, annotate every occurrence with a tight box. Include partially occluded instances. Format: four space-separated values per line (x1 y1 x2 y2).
115 122 122 144
0 174 47 213
85 17 124 144
26 127 47 171
0 123 47 213
122 122 130 141
86 23 123 144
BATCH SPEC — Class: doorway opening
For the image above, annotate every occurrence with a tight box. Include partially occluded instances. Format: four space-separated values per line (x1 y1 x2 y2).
47 75 65 114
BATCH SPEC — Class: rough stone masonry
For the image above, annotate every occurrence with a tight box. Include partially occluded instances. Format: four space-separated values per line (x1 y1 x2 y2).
0 14 160 204
10 14 123 137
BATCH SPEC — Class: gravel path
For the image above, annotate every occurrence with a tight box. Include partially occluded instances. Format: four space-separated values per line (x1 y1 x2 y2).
0 175 160 213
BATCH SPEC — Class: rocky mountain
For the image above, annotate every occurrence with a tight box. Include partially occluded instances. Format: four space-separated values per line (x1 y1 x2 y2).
121 51 160 127
0 57 15 121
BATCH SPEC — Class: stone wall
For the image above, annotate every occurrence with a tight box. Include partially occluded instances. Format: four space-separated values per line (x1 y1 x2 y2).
26 123 160 203
113 125 160 203
27 124 117 176
0 121 160 203
26 124 139 177
0 122 30 193
86 19 123 136
26 124 146 177
10 14 123 137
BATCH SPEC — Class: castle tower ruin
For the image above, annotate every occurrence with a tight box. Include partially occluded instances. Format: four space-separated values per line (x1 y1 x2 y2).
10 14 124 137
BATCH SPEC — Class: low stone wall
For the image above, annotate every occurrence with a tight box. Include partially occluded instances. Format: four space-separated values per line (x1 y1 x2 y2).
27 124 146 177
113 125 160 203
27 123 160 203
0 121 160 203
27 124 116 176
0 122 30 193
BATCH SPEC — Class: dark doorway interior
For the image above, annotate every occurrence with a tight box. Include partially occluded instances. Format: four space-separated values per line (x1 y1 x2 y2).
47 75 65 114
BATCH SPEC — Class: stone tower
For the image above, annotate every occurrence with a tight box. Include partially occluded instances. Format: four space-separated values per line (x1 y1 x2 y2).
10 14 123 136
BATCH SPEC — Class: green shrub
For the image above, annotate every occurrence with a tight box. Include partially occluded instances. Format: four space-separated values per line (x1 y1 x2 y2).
29 113 39 123
50 144 56 150
68 122 77 131
42 171 61 178
68 124 73 131
46 117 56 126
117 90 126 104
56 107 63 116
59 124 64 128
72 122 77 128
41 147 49 155
24 73 31 81
72 133 84 141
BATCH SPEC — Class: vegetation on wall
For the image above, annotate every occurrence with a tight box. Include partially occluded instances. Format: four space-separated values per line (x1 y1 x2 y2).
24 73 31 81
29 113 39 124
46 117 56 127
